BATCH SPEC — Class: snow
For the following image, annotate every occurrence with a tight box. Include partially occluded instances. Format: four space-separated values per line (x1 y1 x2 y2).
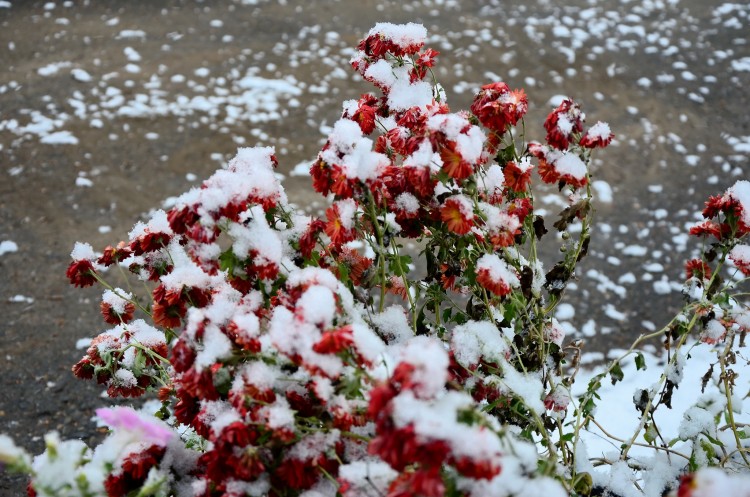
729 180 750 227
387 79 434 111
296 285 336 328
554 152 586 181
501 364 545 415
0 240 18 256
116 29 146 39
40 130 78 145
37 61 72 76
574 340 750 464
366 22 427 49
592 180 613 203
101 288 133 314
71 68 92 82
396 336 449 397
476 253 520 290
70 241 96 261
451 320 509 368
370 306 413 344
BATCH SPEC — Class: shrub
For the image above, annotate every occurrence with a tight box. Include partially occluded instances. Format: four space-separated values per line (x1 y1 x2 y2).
2 22 749 497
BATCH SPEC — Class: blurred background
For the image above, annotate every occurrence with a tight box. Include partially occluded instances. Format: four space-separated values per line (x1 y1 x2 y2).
1 0 748 491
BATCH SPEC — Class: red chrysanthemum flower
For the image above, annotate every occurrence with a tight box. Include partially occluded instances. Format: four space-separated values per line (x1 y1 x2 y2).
151 285 187 329
439 263 460 292
310 157 333 196
357 25 425 58
349 94 379 135
298 219 325 259
313 325 355 355
388 468 445 497
336 246 373 286
411 48 440 81
100 300 136 325
729 245 750 276
685 258 711 280
489 226 518 249
506 197 533 223
440 195 474 235
503 158 534 192
385 275 410 300
530 142 587 188
131 230 171 256
97 241 132 267
325 199 358 246
329 164 355 199
688 220 726 240
475 254 519 297
439 140 474 181
701 181 750 234
66 259 97 288
544 98 584 150
470 82 528 135
404 165 436 199
451 455 501 480
579 121 614 148
702 193 737 220
71 357 95 380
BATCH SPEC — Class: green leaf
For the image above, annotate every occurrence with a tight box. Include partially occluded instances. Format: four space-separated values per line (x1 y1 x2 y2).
610 362 624 385
131 351 147 377
336 262 351 286
442 307 453 324
635 353 646 371
218 249 239 274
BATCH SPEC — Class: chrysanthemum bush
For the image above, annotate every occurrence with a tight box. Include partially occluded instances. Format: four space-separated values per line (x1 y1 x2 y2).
2 22 750 497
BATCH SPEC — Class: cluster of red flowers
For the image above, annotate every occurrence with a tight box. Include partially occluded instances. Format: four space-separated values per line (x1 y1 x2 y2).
689 181 750 241
71 319 167 398
683 181 750 346
367 339 503 497
59 22 618 497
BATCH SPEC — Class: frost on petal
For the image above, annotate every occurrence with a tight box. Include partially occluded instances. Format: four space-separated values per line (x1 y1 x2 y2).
101 288 134 315
544 318 566 347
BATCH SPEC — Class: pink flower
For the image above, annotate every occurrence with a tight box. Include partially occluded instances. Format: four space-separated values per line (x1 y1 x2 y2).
96 407 174 446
